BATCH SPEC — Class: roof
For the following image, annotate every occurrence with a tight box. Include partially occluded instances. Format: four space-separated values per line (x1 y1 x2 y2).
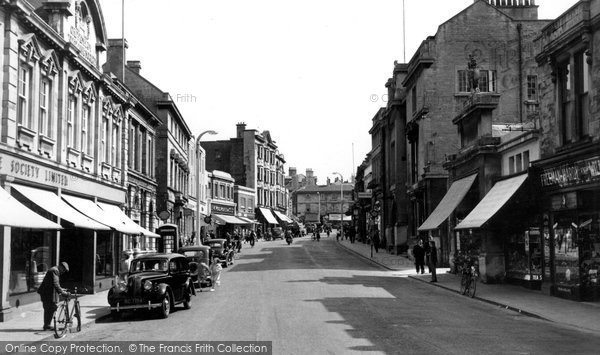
133 253 185 260
296 184 354 194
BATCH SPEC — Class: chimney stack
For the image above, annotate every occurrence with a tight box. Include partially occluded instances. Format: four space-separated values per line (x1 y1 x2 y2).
127 60 141 74
289 167 297 177
106 38 128 76
236 122 246 138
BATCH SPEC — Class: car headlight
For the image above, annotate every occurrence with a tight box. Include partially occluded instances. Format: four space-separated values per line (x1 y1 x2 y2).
143 280 153 291
117 281 127 293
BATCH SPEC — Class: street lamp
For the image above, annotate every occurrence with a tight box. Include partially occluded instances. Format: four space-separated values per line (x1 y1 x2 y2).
332 172 343 242
196 130 218 245
317 191 321 225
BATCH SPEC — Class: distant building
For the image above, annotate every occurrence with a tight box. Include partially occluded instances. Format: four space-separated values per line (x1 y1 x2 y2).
295 183 353 224
202 123 289 232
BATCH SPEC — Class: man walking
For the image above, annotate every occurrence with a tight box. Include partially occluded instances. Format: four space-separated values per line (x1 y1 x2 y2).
413 240 425 274
37 262 70 330
429 241 438 282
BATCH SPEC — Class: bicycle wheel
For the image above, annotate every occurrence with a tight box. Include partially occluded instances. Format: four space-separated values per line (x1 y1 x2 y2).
74 301 82 332
53 303 68 338
465 277 476 298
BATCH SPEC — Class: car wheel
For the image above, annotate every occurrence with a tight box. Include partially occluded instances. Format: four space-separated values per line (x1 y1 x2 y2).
229 254 234 265
159 293 171 319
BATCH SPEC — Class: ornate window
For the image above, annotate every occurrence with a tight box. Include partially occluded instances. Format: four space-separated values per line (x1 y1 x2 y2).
18 67 32 128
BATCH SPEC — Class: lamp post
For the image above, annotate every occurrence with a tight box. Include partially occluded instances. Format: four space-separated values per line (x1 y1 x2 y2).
195 130 217 245
332 172 343 241
317 192 321 226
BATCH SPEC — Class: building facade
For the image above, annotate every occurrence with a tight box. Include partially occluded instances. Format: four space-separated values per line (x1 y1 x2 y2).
104 39 195 248
0 0 161 320
532 0 600 301
202 123 290 232
403 0 548 265
295 183 353 225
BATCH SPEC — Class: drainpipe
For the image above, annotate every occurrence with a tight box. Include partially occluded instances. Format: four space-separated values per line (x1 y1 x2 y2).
517 23 523 124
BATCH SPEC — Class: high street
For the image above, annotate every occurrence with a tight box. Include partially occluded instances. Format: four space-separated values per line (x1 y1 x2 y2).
65 237 600 354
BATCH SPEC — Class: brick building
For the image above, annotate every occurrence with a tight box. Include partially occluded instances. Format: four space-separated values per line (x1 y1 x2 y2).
202 123 289 232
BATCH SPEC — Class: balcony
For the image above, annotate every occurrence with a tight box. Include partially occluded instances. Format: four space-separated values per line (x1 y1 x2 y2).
538 1 589 53
453 93 500 125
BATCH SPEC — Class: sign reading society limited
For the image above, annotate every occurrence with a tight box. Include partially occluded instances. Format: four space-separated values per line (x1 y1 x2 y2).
0 152 124 202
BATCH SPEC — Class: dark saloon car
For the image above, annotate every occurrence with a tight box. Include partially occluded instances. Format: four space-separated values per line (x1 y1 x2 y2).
107 253 195 319
206 239 235 267
177 245 212 288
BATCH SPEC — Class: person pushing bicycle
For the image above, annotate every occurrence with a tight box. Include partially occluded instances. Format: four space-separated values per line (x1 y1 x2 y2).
37 261 70 331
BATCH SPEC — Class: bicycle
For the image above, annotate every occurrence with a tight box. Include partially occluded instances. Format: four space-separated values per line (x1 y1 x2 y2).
460 260 479 298
53 287 84 338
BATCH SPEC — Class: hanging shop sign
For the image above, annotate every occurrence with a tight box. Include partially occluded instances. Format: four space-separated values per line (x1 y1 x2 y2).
540 156 600 189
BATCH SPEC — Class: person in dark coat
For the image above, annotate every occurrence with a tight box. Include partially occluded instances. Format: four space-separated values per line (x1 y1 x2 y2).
371 228 380 253
412 240 426 274
37 262 70 330
429 241 438 282
424 238 432 273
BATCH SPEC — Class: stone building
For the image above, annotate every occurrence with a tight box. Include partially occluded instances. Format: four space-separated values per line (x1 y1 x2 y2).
0 0 159 320
532 0 600 301
403 0 548 266
104 39 195 249
295 183 353 225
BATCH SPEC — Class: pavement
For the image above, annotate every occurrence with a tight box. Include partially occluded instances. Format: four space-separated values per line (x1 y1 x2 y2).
0 289 110 341
335 237 600 335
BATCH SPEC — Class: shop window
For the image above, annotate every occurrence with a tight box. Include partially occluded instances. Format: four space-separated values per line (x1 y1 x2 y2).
10 230 54 294
506 229 542 281
96 233 113 277
509 156 515 174
553 220 580 286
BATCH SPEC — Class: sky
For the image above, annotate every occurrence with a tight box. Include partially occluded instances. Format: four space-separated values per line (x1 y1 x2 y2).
98 0 579 184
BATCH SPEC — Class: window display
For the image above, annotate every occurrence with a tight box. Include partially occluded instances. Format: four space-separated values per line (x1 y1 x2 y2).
553 221 580 286
10 230 54 294
506 229 542 281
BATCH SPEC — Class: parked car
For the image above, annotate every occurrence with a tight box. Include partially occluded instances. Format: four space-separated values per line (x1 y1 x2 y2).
272 227 283 239
107 253 195 319
206 239 235 267
177 245 212 288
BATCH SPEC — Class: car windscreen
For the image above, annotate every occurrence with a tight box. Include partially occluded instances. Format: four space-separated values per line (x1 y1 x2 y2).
182 251 207 259
130 259 168 273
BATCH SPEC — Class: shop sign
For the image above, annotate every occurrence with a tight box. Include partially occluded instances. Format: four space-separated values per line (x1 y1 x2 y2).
540 156 600 189
211 203 235 215
0 152 124 201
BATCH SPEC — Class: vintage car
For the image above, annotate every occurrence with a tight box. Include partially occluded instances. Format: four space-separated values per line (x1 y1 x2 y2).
107 253 195 319
177 245 212 288
206 239 235 267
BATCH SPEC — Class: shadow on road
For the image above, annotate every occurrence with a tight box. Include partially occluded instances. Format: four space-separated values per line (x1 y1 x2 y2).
302 274 600 354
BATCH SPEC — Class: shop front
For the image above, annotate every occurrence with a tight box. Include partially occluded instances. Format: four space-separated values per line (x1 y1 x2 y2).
257 207 279 237
534 150 600 301
0 152 129 319
210 202 246 238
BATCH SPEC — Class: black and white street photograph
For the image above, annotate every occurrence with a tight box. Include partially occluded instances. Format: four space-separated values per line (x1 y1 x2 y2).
0 0 599 354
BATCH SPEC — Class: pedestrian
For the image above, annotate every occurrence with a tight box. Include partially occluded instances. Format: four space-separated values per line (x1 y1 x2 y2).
120 250 133 278
209 258 223 291
348 226 356 244
412 240 425 274
424 237 432 273
429 241 438 282
37 261 70 331
372 228 380 253
249 231 256 247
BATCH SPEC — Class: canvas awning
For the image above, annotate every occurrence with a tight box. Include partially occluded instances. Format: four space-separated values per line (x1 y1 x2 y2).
213 214 247 225
273 210 293 223
329 214 352 221
12 184 110 230
62 195 140 234
98 202 160 238
258 208 278 225
456 174 528 230
418 174 478 232
237 216 260 224
0 187 62 229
